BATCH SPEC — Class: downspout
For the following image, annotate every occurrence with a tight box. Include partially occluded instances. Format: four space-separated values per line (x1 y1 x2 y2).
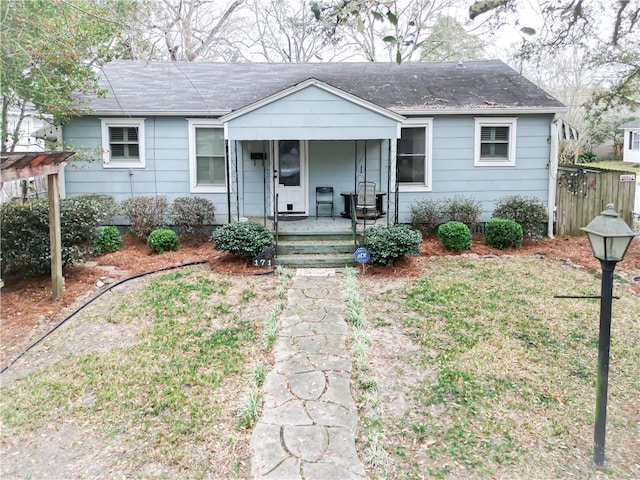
234 140 240 221
225 139 231 224
548 117 560 238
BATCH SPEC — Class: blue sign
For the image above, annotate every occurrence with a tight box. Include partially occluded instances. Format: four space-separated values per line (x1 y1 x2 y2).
354 247 370 264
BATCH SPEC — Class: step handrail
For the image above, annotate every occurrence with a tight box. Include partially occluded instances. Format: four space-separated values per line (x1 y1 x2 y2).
350 194 358 248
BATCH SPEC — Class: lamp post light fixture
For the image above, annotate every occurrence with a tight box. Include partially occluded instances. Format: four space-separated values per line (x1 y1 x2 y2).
580 204 639 467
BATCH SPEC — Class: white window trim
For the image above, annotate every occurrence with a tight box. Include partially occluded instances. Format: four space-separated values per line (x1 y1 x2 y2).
187 118 227 193
626 130 639 151
474 117 517 167
101 118 145 169
396 118 433 192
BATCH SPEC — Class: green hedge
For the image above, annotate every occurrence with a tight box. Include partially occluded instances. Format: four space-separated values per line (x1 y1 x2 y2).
437 221 472 252
484 218 523 250
1 198 103 277
361 224 422 266
212 221 274 260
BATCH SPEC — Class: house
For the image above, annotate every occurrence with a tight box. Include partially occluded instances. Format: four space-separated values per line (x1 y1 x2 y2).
620 118 640 164
61 60 568 233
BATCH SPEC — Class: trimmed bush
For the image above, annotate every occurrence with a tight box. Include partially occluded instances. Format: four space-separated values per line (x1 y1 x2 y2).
148 228 180 253
442 195 482 228
437 221 472 251
212 221 274 260
120 196 167 239
485 218 523 250
410 199 445 235
1 198 102 277
73 194 119 224
96 226 122 253
168 196 216 239
361 224 422 266
492 195 548 239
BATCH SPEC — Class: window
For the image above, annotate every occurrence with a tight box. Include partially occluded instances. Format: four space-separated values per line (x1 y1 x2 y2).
629 131 639 151
474 117 517 166
396 119 432 191
101 118 145 168
188 119 226 192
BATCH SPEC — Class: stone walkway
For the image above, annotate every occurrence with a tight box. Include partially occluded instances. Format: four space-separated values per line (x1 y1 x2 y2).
249 268 366 480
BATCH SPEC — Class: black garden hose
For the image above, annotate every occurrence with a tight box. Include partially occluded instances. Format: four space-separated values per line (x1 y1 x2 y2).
0 261 209 374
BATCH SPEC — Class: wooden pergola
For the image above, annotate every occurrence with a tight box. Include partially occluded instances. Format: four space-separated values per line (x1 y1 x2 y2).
0 151 75 299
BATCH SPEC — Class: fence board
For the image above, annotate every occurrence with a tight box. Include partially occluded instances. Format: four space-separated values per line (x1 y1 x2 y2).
556 166 636 235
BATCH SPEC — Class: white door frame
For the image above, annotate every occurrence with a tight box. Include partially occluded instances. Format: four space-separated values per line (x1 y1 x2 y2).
272 139 308 215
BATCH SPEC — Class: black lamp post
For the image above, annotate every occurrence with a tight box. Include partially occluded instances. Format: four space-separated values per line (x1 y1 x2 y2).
580 204 638 467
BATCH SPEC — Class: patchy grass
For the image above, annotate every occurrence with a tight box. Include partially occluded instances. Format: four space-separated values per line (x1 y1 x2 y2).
589 160 640 172
0 266 282 479
358 257 640 479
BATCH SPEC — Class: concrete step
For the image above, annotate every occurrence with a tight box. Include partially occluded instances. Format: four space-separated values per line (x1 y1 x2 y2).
277 231 356 242
274 254 357 268
277 239 356 255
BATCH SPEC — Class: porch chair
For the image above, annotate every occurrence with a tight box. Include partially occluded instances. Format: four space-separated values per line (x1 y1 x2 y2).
355 182 377 219
315 186 334 218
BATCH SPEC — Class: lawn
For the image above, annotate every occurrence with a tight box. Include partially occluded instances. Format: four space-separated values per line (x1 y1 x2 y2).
585 160 640 173
0 265 287 479
356 256 640 479
1 257 638 479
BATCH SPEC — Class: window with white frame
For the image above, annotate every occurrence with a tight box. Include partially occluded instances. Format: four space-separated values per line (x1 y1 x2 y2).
474 117 517 166
101 118 145 168
629 131 639 151
397 119 432 191
188 119 226 192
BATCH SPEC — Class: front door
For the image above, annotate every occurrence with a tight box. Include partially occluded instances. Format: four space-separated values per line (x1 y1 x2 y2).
274 140 307 215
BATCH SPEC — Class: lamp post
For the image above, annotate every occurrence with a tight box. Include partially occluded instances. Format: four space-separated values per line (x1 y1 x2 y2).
581 204 638 467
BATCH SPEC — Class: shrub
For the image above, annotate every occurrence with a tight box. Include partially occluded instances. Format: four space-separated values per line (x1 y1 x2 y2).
73 194 119 224
485 218 523 250
577 151 598 163
168 196 216 239
410 200 445 235
120 196 167 239
437 221 472 252
1 198 102 277
361 224 422 266
148 228 180 253
212 221 274 260
492 195 548 239
96 226 122 253
442 195 482 228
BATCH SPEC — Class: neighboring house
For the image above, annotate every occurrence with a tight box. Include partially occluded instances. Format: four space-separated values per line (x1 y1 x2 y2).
620 118 640 164
61 60 568 231
1 108 49 203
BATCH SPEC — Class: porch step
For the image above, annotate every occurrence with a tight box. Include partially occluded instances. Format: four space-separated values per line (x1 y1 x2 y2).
276 231 356 242
274 253 357 268
277 239 355 255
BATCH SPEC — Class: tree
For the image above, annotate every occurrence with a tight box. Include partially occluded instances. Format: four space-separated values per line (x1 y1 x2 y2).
239 0 347 62
468 0 639 117
420 15 486 61
113 0 245 62
0 0 132 151
311 0 474 63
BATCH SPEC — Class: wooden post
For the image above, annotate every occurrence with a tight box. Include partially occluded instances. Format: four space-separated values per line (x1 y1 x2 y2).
48 173 64 299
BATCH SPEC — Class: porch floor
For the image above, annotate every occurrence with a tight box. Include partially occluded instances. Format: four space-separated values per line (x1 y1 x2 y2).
247 215 387 234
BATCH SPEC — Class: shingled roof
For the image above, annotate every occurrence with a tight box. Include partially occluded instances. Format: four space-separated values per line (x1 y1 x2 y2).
79 59 566 116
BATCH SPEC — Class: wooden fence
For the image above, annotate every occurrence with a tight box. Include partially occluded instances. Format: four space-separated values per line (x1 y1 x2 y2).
555 165 637 235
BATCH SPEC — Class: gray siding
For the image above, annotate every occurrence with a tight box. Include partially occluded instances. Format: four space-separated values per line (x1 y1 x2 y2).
396 114 552 222
63 116 230 222
62 112 554 226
